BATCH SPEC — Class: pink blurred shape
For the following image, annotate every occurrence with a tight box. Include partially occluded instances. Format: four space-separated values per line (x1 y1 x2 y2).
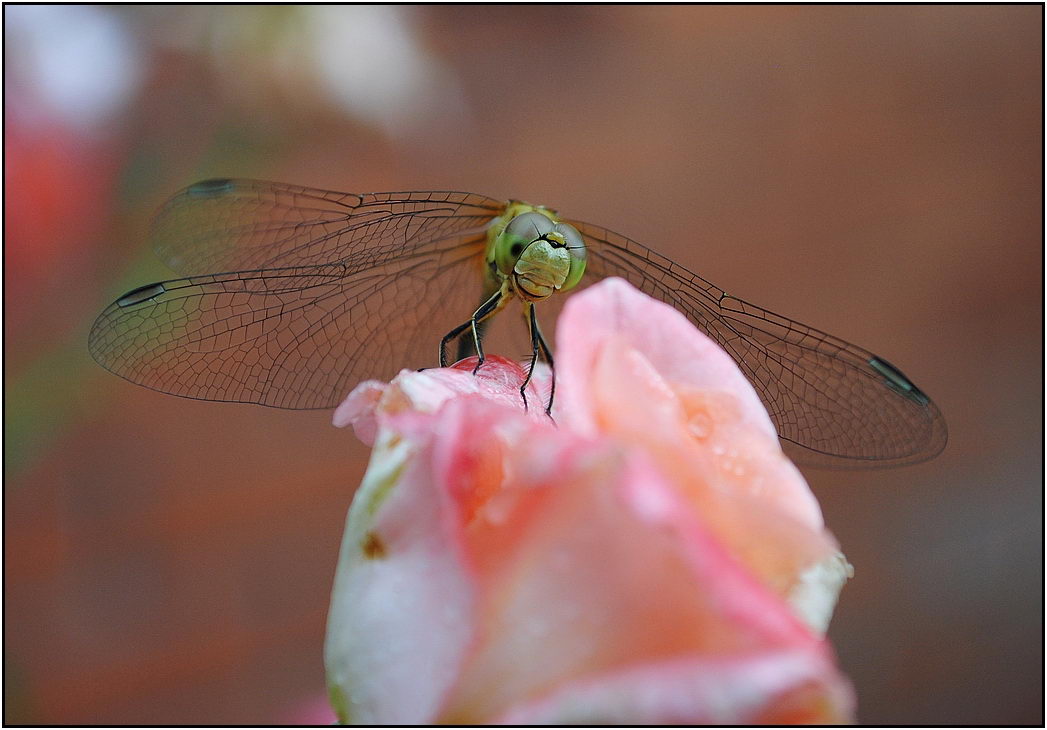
324 278 854 724
282 695 337 725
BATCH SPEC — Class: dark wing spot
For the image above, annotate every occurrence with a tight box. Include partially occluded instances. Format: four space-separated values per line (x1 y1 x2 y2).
868 356 929 406
187 178 236 198
116 282 166 308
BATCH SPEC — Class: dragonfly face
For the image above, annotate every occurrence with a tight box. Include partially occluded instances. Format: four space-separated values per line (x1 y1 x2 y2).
88 180 947 467
486 204 588 301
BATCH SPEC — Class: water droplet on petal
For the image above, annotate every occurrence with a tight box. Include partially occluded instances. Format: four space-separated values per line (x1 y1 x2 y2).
688 411 712 439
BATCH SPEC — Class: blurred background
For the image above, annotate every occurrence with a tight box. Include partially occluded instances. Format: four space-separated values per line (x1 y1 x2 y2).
4 5 1042 724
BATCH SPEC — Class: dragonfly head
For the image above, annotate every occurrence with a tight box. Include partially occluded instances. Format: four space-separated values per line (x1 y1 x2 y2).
488 206 587 301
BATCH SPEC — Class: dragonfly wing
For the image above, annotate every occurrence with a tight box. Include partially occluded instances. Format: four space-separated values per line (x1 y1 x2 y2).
89 232 489 409
570 220 947 468
151 179 504 274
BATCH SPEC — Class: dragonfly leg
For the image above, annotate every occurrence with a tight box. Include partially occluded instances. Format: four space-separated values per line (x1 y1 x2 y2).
439 289 503 369
519 303 540 412
454 317 490 362
439 320 471 368
470 289 505 374
533 311 555 417
519 303 555 416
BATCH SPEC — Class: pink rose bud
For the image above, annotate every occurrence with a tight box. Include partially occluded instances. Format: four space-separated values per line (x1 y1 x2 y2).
325 278 855 724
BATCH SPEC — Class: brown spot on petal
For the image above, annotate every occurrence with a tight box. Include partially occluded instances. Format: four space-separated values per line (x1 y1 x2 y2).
361 531 386 559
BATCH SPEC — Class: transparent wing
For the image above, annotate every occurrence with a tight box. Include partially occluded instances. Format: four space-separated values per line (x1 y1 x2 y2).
151 179 503 274
570 220 948 468
89 232 489 409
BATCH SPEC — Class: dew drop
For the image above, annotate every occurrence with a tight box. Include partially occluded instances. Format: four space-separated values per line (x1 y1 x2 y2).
688 411 712 439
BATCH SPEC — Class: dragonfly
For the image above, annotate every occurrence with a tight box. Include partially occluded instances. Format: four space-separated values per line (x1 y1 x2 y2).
89 179 947 468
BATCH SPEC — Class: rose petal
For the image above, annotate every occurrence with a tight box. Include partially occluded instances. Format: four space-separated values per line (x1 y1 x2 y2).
493 651 854 724
556 277 776 441
548 279 840 616
325 278 853 724
324 417 476 724
334 356 550 441
425 412 849 722
333 379 387 443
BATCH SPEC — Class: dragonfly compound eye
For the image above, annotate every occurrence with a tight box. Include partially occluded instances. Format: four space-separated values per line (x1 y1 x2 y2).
556 223 587 291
